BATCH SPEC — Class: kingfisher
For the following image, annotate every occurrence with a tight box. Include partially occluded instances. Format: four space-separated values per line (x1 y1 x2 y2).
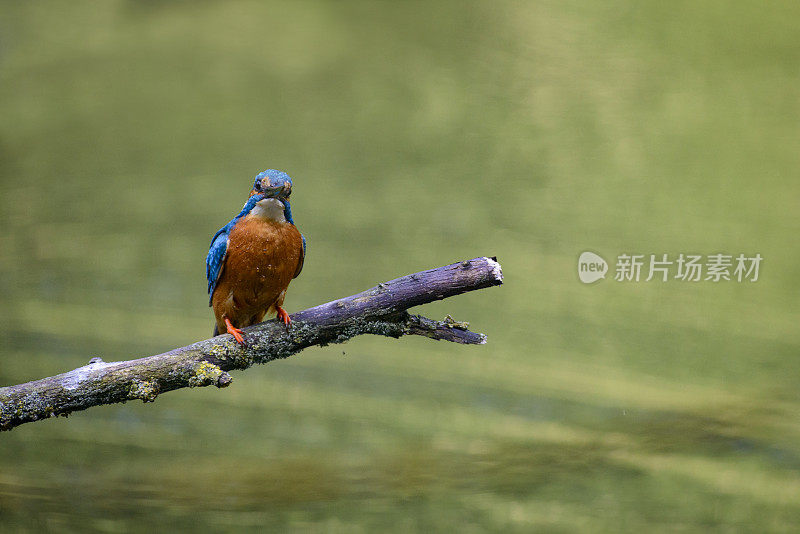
206 169 306 344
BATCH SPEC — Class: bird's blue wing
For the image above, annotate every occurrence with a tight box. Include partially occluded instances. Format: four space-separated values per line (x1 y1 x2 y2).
206 197 263 305
293 233 306 279
206 225 231 306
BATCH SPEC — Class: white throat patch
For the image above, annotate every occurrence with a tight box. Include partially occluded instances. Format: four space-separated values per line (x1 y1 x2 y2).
251 198 287 222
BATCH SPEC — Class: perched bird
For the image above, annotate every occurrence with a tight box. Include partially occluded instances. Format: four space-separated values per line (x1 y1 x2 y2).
206 169 306 344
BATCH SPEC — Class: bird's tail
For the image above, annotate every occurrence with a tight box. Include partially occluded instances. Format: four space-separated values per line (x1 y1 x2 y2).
213 324 220 337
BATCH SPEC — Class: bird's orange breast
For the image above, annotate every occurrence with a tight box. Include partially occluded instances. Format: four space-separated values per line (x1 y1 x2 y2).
212 215 303 322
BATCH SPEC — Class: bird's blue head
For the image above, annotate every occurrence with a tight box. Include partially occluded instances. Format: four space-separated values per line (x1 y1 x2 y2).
250 169 293 201
248 169 296 224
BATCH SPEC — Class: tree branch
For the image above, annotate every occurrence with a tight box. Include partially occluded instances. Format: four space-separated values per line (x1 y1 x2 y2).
0 256 503 431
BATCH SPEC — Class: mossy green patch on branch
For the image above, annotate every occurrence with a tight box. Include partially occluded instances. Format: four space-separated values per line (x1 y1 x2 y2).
128 379 160 403
443 314 470 330
188 361 231 388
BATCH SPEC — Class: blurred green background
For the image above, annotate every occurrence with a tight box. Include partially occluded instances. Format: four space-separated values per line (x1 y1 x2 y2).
1 1 799 532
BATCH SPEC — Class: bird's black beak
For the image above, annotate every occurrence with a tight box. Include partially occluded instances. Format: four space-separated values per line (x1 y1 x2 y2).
273 181 291 200
263 181 291 200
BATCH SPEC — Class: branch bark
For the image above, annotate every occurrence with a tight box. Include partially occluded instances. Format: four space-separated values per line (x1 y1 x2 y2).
0 256 503 431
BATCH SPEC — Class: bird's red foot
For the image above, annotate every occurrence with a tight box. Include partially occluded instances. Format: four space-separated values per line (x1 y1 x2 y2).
224 317 245 344
276 306 291 326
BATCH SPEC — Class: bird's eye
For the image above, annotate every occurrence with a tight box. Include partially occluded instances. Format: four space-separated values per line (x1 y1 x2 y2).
253 180 262 191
